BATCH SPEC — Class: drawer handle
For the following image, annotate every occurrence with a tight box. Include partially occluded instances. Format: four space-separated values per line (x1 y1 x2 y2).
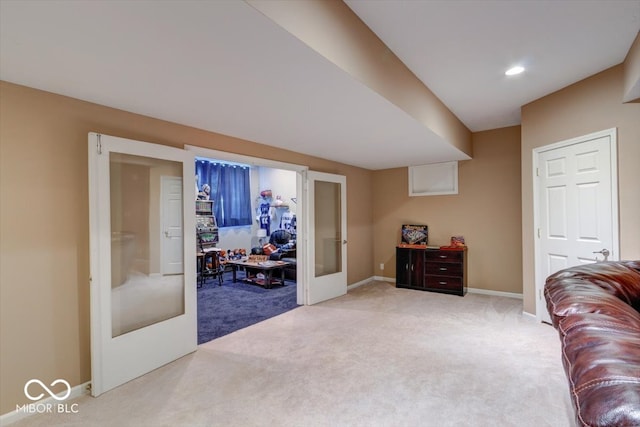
439 267 447 271
439 281 447 285
439 255 447 258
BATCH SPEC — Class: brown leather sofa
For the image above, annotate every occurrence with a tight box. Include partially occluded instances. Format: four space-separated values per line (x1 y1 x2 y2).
544 261 640 427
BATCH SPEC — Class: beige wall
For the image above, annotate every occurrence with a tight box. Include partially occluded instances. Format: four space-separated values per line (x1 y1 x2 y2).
372 126 522 294
0 81 373 414
521 64 640 314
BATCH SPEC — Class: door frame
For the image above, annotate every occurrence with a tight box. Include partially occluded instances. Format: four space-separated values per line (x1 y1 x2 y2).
185 145 308 305
532 128 619 322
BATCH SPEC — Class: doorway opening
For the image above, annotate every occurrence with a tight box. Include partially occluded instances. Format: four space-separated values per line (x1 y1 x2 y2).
188 148 306 344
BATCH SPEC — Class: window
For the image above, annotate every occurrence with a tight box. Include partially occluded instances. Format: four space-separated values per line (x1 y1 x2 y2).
408 161 458 196
195 158 252 227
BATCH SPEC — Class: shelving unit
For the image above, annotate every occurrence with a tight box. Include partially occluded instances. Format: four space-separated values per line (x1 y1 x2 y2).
196 200 220 286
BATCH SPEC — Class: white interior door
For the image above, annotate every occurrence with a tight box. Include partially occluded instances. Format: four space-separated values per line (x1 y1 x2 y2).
534 128 619 323
305 171 347 304
161 176 184 275
89 133 196 396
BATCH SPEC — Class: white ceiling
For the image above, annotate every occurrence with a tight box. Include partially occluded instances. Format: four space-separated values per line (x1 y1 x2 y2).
1 1 639 170
345 0 640 132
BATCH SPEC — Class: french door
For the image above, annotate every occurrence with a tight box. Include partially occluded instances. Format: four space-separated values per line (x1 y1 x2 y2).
305 171 347 304
88 133 196 396
534 128 619 323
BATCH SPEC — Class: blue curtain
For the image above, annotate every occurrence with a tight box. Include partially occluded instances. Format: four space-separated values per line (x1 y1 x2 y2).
195 160 252 227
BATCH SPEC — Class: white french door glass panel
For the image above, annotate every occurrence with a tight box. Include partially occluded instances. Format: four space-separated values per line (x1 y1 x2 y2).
534 128 618 323
89 133 196 396
305 171 347 304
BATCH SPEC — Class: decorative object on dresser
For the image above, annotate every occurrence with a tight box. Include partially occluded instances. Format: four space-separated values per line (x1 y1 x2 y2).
396 245 467 296
400 224 428 245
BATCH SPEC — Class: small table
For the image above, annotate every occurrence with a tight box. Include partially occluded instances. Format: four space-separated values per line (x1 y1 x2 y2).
225 259 291 289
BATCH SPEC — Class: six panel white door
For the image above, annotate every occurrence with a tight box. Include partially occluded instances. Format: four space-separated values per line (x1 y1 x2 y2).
535 129 618 323
161 176 185 275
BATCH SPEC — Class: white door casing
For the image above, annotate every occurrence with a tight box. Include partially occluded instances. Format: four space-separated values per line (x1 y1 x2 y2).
534 128 619 323
305 171 347 305
161 176 184 275
89 133 196 396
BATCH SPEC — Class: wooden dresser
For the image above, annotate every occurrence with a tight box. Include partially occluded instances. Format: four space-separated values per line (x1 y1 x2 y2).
396 245 467 296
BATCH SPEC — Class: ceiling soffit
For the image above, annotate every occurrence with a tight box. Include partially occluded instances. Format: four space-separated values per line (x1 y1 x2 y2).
623 32 640 102
246 0 472 158
0 0 471 170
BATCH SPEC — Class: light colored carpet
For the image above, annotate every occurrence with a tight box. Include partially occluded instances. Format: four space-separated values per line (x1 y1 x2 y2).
10 281 574 426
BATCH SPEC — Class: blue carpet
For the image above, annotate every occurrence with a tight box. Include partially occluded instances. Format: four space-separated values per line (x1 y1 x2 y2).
197 275 299 344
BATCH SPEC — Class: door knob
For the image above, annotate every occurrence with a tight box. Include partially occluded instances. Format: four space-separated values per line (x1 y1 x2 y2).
593 248 610 261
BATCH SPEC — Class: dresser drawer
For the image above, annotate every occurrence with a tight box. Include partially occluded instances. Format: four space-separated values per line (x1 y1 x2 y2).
425 262 463 276
425 250 463 263
425 276 463 291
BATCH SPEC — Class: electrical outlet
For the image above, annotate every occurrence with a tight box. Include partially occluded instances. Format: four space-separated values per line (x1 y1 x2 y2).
380 263 384 270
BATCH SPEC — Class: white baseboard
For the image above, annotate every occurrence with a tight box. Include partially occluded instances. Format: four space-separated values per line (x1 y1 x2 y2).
467 287 523 299
347 277 374 290
367 278 524 300
0 381 91 425
373 275 395 283
347 275 400 290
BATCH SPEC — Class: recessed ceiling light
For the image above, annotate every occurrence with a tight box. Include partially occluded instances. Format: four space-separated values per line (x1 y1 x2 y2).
505 66 525 76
